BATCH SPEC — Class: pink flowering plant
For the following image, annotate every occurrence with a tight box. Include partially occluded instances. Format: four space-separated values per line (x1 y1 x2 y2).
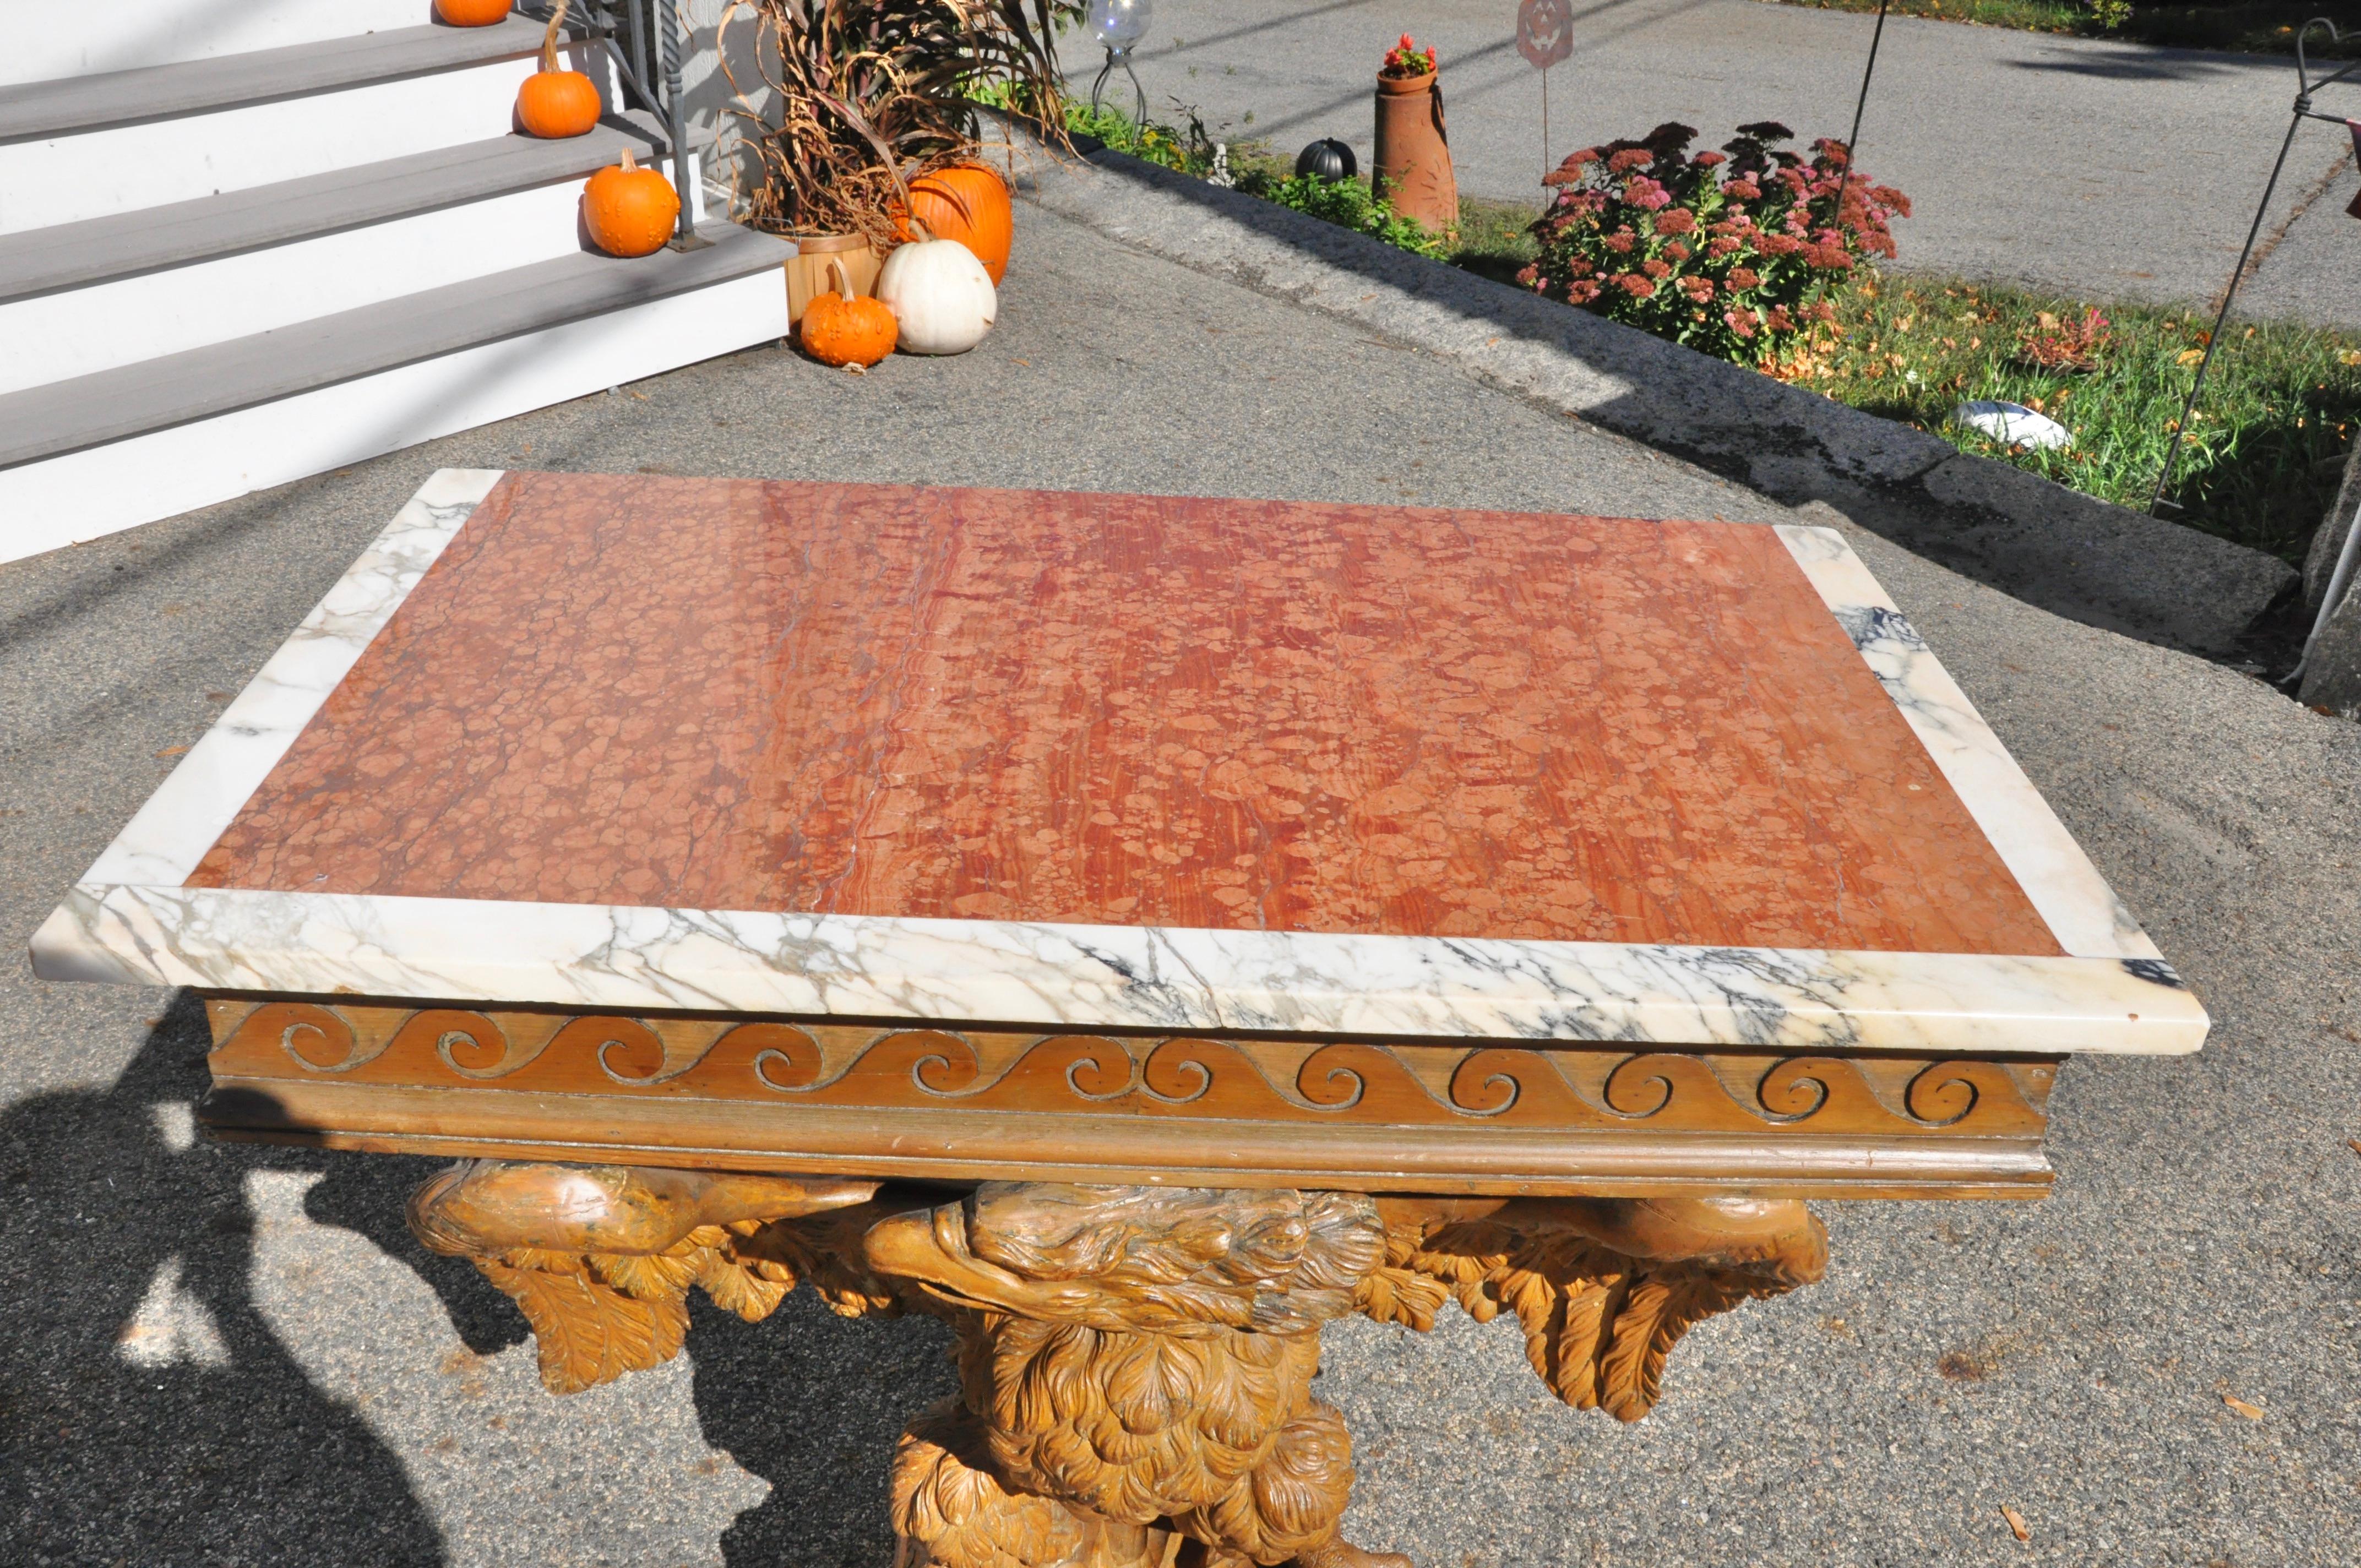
1380 33 1435 78
1518 121 1911 370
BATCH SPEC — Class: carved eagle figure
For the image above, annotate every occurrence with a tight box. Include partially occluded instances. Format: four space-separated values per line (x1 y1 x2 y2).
412 1166 1825 1568
864 1184 1825 1568
867 1183 1397 1568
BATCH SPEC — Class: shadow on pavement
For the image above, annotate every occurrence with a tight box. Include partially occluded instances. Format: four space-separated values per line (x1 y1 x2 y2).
0 992 446 1566
303 1095 963 1568
2007 53 2265 82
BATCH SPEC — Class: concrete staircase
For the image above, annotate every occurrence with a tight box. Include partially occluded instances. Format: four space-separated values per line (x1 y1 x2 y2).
0 3 791 564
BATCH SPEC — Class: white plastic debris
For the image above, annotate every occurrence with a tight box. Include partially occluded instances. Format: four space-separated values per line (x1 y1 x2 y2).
1952 399 2072 450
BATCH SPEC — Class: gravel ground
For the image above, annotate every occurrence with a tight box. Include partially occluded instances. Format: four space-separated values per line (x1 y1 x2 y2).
3 203 2357 1567
1101 0 2361 326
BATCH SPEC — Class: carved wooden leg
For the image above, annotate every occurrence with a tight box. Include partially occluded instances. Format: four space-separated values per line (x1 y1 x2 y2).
892 1396 1178 1568
864 1185 1412 1568
408 1169 1825 1564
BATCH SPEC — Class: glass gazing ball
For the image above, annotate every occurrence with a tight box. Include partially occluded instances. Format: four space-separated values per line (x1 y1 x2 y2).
1088 0 1152 52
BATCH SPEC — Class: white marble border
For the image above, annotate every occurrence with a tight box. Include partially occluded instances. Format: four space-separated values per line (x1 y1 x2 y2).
1772 525 2159 960
31 473 2204 1058
82 467 507 886
32 885 2205 1054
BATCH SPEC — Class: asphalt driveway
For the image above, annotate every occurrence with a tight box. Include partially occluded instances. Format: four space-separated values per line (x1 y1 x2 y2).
3 197 2357 1566
1104 0 2361 325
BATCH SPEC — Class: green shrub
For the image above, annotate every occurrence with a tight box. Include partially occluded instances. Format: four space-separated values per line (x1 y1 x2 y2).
1519 121 1908 369
1232 170 1447 257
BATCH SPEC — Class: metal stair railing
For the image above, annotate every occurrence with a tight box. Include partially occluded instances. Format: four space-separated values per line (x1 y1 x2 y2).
528 0 709 250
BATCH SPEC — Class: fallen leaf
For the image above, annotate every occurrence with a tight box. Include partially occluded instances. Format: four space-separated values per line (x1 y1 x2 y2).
2175 347 2206 367
154 745 190 758
2222 1393 2265 1420
2000 1504 2030 1542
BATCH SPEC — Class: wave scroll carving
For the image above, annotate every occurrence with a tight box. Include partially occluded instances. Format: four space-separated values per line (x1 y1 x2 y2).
212 1005 2052 1141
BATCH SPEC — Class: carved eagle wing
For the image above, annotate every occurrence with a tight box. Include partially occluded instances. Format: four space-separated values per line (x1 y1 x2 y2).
1356 1196 1827 1421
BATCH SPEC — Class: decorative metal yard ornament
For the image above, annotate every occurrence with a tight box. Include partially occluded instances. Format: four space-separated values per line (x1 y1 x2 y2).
1087 0 1153 129
1517 0 1573 183
1294 137 1358 182
2151 18 2359 518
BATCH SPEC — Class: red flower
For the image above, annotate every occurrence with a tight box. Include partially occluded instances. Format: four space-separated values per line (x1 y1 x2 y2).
1680 276 1714 302
1601 230 1636 254
1725 178 1761 199
1705 236 1740 258
1607 148 1655 173
1766 304 1797 332
1663 239 1692 261
1726 266 1760 290
1756 232 1802 256
1694 151 1728 168
1641 258 1671 279
1723 308 1758 339
1615 273 1657 298
1654 208 1697 236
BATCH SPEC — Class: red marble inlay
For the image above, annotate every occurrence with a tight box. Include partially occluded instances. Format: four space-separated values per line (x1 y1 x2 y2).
187 472 2060 954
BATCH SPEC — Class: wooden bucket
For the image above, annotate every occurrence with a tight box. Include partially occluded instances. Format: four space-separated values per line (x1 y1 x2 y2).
785 233 883 325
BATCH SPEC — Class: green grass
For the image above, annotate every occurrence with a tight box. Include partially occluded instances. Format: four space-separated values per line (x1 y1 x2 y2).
1765 0 2361 57
1445 197 1542 285
1796 275 2361 562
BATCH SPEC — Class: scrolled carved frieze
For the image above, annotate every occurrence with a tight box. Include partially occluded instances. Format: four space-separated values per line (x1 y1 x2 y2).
211 1001 2052 1130
205 1001 2059 1196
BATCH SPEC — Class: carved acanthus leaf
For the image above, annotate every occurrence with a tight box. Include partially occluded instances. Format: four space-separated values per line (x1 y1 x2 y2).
697 1246 797 1322
1369 1197 1827 1423
589 1246 704 1303
478 1255 690 1395
1351 1265 1450 1332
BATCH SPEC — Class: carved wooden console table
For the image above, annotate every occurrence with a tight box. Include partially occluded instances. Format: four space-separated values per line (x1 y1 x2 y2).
35 470 2206 1566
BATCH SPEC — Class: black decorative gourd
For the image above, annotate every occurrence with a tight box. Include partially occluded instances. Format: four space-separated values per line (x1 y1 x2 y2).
1293 138 1358 182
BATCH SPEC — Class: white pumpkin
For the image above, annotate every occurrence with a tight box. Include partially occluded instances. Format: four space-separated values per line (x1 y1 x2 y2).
878 237 997 355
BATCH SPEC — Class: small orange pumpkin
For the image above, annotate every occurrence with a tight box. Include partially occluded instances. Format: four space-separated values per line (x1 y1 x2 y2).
800 257 899 369
895 164 1013 284
434 0 513 26
583 148 678 257
517 0 601 139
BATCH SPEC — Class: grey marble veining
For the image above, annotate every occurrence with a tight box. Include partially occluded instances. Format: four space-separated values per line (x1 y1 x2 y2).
32 885 2206 1054
83 467 504 888
1774 524 2160 960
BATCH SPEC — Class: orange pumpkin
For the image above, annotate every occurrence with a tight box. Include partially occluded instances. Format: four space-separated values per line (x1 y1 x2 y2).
799 258 899 369
434 0 512 26
896 165 1012 284
583 148 678 257
517 0 601 139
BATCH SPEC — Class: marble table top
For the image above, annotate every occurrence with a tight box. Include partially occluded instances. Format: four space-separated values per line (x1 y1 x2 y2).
34 469 2206 1056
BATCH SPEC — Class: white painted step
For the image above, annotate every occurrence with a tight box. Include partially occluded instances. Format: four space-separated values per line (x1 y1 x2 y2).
0 134 699 397
7 0 438 86
0 222 793 564
0 20 562 234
